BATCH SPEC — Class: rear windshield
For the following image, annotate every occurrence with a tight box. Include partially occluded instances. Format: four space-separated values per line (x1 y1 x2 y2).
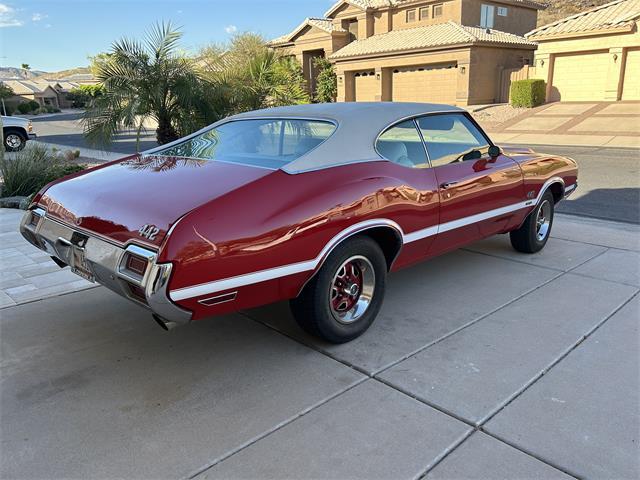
153 119 336 169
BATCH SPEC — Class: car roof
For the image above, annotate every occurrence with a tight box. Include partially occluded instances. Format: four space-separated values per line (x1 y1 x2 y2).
229 102 465 173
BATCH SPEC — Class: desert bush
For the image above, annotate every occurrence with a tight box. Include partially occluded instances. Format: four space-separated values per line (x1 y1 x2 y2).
67 84 105 108
17 101 40 114
510 79 546 108
0 144 86 197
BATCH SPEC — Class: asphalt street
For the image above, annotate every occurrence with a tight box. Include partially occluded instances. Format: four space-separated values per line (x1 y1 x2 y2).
30 112 640 224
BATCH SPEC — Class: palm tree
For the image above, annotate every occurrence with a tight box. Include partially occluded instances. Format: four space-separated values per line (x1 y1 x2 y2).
83 22 219 147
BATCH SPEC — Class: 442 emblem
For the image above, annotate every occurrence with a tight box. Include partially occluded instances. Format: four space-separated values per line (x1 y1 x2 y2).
138 224 160 241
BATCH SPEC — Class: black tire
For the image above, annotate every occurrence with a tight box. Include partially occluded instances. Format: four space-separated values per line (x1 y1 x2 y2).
4 128 27 152
510 191 555 253
290 236 387 344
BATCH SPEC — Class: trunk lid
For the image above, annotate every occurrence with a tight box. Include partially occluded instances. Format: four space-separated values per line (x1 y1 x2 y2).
37 155 273 248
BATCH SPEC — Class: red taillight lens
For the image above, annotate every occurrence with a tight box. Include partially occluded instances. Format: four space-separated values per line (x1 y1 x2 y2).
125 254 148 276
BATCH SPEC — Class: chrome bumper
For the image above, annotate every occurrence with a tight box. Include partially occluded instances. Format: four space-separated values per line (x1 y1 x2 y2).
19 208 191 328
564 182 578 199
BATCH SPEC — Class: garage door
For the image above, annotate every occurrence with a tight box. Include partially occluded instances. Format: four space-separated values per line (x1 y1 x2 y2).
622 48 640 100
392 64 457 104
354 71 377 102
550 51 608 101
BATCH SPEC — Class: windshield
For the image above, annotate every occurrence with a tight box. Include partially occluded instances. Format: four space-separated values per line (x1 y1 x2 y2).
152 119 336 169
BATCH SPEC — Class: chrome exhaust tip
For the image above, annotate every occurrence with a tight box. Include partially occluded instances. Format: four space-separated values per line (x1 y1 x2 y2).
152 314 179 331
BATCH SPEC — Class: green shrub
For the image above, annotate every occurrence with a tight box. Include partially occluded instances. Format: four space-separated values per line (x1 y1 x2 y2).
67 84 105 108
313 57 337 103
510 79 546 108
16 100 40 114
0 144 87 197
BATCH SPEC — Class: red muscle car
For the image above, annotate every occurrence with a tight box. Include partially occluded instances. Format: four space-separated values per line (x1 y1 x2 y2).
20 103 578 343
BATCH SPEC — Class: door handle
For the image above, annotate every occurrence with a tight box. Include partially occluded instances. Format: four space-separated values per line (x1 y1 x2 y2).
440 181 458 189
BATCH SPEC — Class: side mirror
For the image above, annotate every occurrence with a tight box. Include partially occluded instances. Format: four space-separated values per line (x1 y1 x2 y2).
488 145 501 158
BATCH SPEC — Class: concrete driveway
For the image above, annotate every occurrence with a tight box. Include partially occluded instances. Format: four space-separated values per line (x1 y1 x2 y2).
1 208 638 479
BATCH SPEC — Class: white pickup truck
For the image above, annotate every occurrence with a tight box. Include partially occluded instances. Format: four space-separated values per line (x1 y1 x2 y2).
1 115 37 151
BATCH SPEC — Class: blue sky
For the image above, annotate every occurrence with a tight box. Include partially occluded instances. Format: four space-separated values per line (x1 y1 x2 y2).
0 0 335 71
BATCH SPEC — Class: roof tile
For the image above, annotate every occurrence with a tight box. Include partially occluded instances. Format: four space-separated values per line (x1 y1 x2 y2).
527 0 640 38
330 21 536 59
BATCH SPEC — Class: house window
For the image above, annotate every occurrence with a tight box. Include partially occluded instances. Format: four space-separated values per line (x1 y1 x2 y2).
497 6 508 16
480 4 495 28
406 9 417 23
433 4 443 18
419 7 429 20
343 18 358 41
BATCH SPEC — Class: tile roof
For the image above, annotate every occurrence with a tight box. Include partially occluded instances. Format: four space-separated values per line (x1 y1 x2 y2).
325 0 545 16
527 0 640 38
329 21 537 59
269 17 346 46
1 79 80 95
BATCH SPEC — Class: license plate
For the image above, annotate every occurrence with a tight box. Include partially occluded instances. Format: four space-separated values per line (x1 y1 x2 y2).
71 246 95 283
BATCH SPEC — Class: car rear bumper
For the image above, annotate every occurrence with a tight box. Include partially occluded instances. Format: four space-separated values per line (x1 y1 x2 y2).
19 207 192 329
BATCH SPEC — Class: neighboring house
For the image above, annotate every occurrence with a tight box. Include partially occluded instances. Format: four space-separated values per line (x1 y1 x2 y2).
1 79 84 109
2 79 61 108
526 0 640 101
270 0 544 105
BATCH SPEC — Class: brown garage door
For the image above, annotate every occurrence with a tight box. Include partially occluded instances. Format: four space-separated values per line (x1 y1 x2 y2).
550 51 608 101
354 71 377 102
622 48 640 101
392 64 457 104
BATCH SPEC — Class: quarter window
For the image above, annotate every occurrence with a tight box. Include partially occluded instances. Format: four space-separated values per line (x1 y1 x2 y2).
377 120 428 169
416 114 490 167
480 4 495 28
406 9 417 22
433 4 443 17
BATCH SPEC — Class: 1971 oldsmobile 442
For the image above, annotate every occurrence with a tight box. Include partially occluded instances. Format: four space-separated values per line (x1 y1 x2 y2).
20 103 578 343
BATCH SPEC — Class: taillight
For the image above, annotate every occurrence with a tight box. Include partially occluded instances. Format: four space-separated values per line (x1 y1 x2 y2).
125 254 148 276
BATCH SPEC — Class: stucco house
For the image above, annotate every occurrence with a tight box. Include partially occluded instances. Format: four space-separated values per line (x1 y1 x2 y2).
526 0 640 102
2 80 61 108
270 0 544 105
1 79 85 109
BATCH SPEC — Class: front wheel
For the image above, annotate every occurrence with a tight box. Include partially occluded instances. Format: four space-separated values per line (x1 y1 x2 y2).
510 191 555 253
4 129 27 152
290 236 387 344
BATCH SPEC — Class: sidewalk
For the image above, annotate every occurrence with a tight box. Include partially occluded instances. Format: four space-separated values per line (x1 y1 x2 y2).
1 207 638 479
479 101 640 149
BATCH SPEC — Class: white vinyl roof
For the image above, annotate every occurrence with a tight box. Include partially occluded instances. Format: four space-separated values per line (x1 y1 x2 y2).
229 102 463 173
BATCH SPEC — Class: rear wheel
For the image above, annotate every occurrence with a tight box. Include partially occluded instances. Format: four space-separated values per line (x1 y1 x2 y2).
4 129 27 152
290 236 387 343
510 191 555 253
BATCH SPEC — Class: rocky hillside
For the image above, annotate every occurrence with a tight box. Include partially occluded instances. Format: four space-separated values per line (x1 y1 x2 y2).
0 66 90 80
538 0 614 26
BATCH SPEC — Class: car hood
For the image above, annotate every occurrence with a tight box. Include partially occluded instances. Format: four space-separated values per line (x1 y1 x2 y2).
36 155 274 248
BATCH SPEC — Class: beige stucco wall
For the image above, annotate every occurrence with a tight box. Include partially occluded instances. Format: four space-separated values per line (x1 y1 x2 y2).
468 46 534 104
390 0 460 31
532 24 640 101
460 0 537 36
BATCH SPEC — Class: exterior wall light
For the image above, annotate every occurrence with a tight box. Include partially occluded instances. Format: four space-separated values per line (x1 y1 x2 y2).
540 59 545 67
613 53 618 62
376 72 381 80
460 66 466 74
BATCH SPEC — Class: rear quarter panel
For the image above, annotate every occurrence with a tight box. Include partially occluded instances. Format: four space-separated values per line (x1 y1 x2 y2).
159 161 440 319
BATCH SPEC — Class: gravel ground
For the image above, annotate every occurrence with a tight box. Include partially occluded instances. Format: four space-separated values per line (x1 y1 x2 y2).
472 104 529 130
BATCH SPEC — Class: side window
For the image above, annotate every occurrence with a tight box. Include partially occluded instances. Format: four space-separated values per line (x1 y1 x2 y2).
416 114 490 167
376 120 428 168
